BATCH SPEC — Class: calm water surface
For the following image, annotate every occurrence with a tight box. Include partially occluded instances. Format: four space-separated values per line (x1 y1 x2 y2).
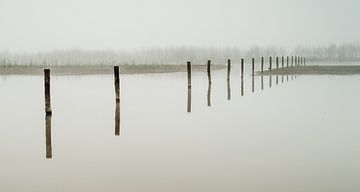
0 66 360 192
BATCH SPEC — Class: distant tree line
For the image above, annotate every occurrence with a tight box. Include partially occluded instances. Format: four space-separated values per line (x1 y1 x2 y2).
1 43 359 66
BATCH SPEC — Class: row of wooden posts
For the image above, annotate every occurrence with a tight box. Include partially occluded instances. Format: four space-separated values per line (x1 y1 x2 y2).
42 58 302 158
186 56 305 112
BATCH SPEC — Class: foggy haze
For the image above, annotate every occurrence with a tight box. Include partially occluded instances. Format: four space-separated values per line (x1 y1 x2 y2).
1 0 360 53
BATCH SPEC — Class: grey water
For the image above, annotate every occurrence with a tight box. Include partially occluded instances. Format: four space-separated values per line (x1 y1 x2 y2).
0 65 360 192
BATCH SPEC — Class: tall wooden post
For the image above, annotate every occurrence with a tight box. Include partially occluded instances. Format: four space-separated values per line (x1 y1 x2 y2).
291 56 294 66
187 61 192 113
241 58 244 76
276 57 279 69
207 60 211 107
287 56 289 67
44 69 52 115
281 56 284 68
295 56 298 66
269 57 272 71
252 58 255 75
227 59 231 100
261 57 264 73
114 66 120 102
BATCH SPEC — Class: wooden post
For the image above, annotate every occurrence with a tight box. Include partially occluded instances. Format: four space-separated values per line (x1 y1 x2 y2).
252 58 255 75
44 69 52 115
207 60 211 106
241 58 244 76
261 57 264 73
269 57 272 71
287 56 289 67
304 57 306 66
227 59 231 100
187 61 191 113
114 66 120 102
276 57 279 69
281 56 284 68
295 56 298 66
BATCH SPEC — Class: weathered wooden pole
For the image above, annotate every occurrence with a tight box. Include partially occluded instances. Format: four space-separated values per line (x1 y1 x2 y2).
295 56 298 66
252 58 255 75
241 58 244 76
281 56 284 68
269 57 272 71
276 57 279 69
304 57 306 66
207 60 211 107
287 56 289 67
298 56 300 66
187 61 192 113
114 66 120 102
261 57 264 73
227 59 231 100
44 69 52 115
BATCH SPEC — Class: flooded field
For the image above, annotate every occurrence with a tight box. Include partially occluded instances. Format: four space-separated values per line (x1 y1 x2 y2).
1 65 360 192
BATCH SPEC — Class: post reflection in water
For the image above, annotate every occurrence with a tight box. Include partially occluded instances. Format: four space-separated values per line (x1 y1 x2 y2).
276 75 279 85
187 85 191 113
115 101 120 136
282 75 284 83
269 75 272 88
251 74 254 93
241 74 244 96
261 75 264 90
287 75 289 82
45 114 52 159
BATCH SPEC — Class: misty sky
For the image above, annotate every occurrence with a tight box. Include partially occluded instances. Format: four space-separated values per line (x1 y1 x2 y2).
0 0 359 52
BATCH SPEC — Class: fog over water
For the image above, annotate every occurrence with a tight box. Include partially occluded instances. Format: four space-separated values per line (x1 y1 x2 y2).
1 0 360 53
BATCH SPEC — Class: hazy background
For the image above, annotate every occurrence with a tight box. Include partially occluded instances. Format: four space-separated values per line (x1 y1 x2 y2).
1 0 359 53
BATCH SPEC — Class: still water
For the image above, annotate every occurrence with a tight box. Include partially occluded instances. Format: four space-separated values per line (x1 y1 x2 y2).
0 66 360 192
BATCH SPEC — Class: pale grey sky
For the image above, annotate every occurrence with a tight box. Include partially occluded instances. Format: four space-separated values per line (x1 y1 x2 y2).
0 0 359 52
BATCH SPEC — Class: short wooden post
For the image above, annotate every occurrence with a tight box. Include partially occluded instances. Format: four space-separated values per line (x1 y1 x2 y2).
44 69 52 115
276 57 279 69
261 57 264 73
207 60 211 106
187 61 192 113
227 59 231 100
269 57 272 71
287 56 289 67
252 58 255 75
241 58 244 76
114 66 120 102
295 56 298 66
304 57 306 66
281 56 284 68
